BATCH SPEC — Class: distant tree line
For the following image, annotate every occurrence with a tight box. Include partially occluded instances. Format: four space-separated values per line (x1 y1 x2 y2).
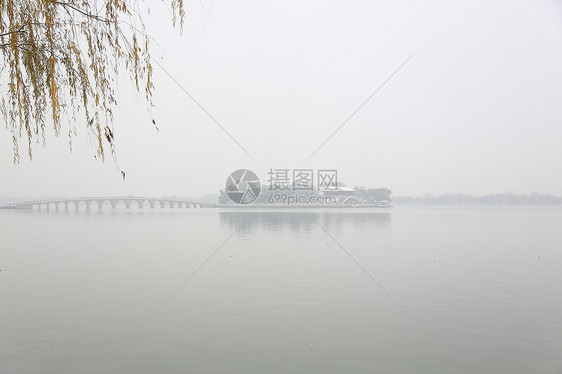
353 187 392 202
393 192 562 206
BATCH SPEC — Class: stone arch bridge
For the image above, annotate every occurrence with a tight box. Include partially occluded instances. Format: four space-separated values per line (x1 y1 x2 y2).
0 197 215 210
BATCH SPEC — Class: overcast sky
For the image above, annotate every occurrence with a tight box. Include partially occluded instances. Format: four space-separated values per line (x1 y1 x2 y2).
1 0 562 198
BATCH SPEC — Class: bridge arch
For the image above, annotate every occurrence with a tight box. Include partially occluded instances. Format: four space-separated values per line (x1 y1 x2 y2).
74 201 86 210
97 200 110 209
136 199 152 209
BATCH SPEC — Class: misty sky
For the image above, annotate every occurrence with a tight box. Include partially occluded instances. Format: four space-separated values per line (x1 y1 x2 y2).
1 0 562 198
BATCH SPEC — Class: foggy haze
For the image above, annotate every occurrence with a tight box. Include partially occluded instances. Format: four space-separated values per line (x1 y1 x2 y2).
1 0 561 198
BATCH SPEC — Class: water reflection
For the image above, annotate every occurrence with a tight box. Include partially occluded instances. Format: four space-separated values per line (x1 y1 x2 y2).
219 210 391 235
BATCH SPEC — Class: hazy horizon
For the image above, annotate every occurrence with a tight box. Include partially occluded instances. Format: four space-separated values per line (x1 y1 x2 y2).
2 190 562 204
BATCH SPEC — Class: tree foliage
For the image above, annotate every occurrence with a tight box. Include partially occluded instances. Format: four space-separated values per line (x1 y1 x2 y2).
354 186 393 202
0 0 184 164
367 187 392 202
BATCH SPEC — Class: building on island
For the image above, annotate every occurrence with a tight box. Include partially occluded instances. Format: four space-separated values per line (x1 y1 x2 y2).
321 187 364 205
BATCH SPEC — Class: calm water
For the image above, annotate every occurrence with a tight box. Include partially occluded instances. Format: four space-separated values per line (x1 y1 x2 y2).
1 207 561 373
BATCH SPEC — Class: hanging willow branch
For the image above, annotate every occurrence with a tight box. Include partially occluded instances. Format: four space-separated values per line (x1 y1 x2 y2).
0 0 184 164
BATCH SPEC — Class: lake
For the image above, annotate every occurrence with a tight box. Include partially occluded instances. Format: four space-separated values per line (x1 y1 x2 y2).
1 207 561 373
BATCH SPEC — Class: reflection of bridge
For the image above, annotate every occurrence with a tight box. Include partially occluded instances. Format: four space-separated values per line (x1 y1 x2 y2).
0 197 216 210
